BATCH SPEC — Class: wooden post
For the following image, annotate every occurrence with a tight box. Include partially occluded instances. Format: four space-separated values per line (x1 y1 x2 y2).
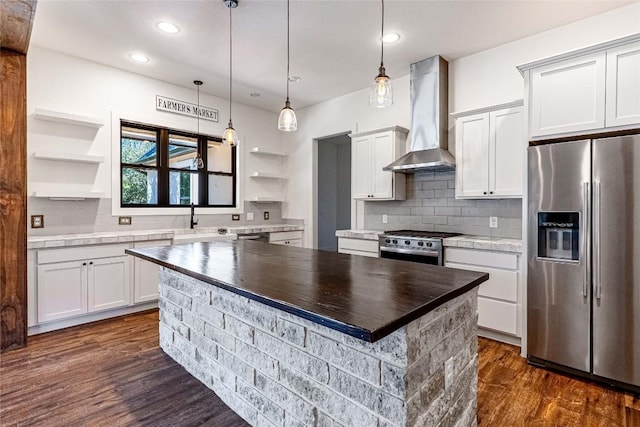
0 0 37 351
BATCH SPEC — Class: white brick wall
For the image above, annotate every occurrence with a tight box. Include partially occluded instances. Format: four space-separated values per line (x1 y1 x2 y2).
158 268 479 427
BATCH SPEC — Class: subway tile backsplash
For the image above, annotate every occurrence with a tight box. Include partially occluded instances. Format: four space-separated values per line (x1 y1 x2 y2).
364 171 522 239
27 199 283 236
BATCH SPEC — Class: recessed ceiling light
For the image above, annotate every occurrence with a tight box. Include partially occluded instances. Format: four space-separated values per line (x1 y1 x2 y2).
157 21 180 34
250 92 261 97
129 53 150 63
288 75 302 83
382 33 400 44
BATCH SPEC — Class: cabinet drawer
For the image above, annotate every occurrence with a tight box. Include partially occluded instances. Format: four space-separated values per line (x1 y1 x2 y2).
445 247 518 270
269 231 303 242
446 262 518 302
271 239 302 247
338 238 378 254
339 248 379 258
38 243 130 264
478 297 518 335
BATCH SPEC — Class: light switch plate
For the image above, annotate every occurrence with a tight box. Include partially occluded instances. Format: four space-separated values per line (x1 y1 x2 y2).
382 214 388 224
444 357 454 390
489 216 498 228
247 212 254 221
264 211 270 220
118 216 132 225
31 215 44 229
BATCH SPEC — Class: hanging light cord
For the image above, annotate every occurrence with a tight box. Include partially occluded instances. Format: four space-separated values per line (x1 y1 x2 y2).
380 0 385 68
228 5 233 124
196 85 200 134
286 0 290 103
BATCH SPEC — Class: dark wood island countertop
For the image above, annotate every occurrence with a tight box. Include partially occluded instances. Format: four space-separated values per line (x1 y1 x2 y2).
126 241 488 342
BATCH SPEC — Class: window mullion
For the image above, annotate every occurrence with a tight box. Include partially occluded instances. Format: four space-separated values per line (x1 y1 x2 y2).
158 129 170 206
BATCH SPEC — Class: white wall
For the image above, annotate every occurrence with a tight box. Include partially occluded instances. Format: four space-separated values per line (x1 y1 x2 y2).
27 46 283 218
284 2 640 245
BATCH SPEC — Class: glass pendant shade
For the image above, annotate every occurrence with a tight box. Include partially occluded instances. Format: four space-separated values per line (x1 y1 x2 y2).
223 121 239 147
370 69 393 108
278 100 297 131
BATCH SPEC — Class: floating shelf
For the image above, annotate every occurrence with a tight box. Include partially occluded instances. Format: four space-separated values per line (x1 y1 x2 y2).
250 172 286 180
34 108 104 129
33 151 105 164
32 191 105 201
248 197 284 203
250 147 287 157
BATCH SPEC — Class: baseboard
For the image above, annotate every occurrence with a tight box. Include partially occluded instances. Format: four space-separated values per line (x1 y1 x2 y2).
478 328 521 348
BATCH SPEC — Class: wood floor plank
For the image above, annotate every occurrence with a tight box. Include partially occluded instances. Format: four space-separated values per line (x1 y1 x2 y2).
1 311 638 426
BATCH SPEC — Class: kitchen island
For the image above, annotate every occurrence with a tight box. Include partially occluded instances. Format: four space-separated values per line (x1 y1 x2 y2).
127 241 488 427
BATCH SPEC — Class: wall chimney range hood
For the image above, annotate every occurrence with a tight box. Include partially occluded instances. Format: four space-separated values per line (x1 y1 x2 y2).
383 55 454 173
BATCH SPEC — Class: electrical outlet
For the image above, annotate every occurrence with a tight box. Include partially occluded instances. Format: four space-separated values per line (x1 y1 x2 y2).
247 212 254 221
232 214 240 221
264 211 270 220
489 216 498 228
31 215 44 229
118 216 132 225
382 214 388 224
444 357 454 390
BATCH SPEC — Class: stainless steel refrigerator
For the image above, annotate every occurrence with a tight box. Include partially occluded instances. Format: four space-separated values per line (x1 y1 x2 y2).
527 134 640 391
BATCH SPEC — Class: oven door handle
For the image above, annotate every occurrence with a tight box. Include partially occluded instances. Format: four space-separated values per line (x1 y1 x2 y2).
379 246 440 257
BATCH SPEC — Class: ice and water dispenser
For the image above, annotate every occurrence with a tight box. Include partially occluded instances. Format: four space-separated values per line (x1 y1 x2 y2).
537 212 580 261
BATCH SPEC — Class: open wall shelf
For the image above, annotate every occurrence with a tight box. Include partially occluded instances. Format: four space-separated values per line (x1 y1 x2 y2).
250 172 286 180
250 147 287 157
32 191 105 201
33 151 105 164
34 108 104 129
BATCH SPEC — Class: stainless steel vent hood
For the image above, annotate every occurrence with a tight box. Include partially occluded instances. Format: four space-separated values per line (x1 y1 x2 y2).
383 55 454 173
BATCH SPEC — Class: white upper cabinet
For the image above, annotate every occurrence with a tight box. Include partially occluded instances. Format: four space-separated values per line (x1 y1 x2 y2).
520 35 640 140
606 41 640 127
529 52 606 138
351 126 407 201
454 102 524 199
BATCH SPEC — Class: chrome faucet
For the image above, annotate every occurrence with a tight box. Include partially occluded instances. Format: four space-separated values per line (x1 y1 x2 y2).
190 203 198 229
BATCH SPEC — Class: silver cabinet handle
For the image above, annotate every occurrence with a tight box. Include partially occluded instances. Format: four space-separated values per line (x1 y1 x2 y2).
594 181 602 300
583 182 590 298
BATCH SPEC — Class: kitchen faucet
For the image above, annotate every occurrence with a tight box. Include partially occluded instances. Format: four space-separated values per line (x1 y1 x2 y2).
190 203 198 229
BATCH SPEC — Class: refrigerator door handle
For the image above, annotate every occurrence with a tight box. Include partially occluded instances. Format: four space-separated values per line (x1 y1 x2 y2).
594 180 602 300
583 182 590 298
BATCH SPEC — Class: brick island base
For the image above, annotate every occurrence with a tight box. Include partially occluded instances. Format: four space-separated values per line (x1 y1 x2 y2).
158 268 479 427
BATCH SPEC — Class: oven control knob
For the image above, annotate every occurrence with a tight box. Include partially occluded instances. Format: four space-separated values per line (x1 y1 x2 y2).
417 241 424 247
404 240 411 245
392 239 397 244
426 242 433 247
385 239 390 244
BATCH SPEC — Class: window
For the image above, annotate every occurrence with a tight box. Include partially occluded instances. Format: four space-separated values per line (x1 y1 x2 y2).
120 121 236 207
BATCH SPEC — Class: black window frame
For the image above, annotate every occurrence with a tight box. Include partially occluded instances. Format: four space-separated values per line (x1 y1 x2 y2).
120 120 237 208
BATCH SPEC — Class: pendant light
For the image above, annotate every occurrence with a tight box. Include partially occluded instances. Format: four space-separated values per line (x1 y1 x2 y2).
223 0 239 147
369 0 393 108
277 0 297 131
192 80 205 169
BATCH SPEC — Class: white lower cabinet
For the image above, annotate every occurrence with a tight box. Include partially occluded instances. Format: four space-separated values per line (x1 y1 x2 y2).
133 240 172 303
269 231 303 247
36 244 131 324
337 237 379 258
445 247 521 340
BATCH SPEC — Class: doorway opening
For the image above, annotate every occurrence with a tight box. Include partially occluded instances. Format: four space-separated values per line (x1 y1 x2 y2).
316 134 351 252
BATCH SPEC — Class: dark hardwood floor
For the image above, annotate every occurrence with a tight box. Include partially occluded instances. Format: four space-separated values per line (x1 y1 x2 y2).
1 310 638 426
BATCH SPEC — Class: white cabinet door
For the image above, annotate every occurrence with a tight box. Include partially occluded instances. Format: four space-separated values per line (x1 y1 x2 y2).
490 106 524 196
606 41 640 127
134 258 160 303
37 261 87 323
455 112 489 198
530 51 606 138
27 250 37 327
351 135 372 199
371 132 394 198
88 256 131 313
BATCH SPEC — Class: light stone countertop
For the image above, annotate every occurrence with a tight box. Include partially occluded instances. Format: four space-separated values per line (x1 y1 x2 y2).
443 235 522 253
335 229 384 241
28 224 304 250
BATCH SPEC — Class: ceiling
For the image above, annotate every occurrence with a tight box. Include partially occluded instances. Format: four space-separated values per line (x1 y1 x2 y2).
31 0 631 112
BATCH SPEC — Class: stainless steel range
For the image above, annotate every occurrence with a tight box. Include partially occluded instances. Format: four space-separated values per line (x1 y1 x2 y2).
379 230 462 266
